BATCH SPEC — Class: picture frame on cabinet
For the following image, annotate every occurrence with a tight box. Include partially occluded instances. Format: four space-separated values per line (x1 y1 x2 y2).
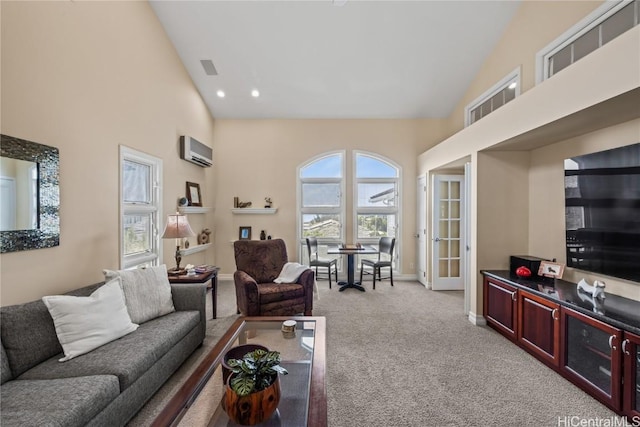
538 261 565 279
186 181 202 206
239 226 251 240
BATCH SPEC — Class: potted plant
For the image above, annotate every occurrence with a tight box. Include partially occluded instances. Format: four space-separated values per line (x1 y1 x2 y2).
223 348 288 425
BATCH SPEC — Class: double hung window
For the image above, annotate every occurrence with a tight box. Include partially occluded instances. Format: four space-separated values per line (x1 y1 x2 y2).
354 152 400 268
120 146 162 269
299 152 345 265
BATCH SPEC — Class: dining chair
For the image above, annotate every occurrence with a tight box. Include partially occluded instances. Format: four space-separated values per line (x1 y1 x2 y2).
306 237 338 288
359 237 395 289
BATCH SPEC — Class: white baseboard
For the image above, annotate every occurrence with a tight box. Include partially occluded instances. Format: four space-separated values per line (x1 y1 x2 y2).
468 311 487 326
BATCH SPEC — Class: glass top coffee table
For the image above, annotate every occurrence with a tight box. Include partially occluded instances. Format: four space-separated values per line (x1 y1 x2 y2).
152 316 326 427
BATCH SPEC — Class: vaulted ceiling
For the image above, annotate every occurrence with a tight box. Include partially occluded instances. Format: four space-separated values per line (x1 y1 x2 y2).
150 1 521 119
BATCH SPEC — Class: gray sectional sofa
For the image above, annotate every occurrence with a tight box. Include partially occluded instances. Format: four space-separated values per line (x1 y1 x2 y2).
0 281 207 426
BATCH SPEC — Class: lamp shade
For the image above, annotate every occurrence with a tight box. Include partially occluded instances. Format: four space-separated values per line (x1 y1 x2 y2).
161 213 196 239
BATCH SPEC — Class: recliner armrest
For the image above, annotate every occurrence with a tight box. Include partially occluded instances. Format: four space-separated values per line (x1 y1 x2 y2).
297 269 315 315
233 271 260 316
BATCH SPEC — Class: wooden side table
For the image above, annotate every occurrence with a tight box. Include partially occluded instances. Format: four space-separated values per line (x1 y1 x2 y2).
168 268 220 319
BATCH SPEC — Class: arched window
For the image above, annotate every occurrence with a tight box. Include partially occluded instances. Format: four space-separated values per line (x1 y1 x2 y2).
297 150 400 273
354 152 400 269
298 152 345 265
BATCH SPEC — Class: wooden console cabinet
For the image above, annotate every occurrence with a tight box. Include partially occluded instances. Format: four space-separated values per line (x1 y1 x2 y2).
482 272 640 417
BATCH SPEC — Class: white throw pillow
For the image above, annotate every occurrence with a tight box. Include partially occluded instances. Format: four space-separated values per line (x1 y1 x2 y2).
103 264 175 324
42 278 139 362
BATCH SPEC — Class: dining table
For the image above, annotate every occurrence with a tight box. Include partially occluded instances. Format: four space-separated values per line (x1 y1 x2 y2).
327 245 379 292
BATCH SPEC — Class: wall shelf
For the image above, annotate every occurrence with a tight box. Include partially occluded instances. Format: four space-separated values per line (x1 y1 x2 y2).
179 243 211 256
178 206 213 214
231 208 277 215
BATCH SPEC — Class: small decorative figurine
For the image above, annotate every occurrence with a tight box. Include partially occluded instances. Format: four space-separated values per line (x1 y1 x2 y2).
264 197 272 208
198 228 212 245
260 230 266 240
577 279 606 300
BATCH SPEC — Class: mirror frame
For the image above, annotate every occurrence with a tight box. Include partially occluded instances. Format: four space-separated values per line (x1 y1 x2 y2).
1 134 60 253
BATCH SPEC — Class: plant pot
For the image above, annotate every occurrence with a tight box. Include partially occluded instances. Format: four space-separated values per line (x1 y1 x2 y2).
223 373 281 426
222 344 269 384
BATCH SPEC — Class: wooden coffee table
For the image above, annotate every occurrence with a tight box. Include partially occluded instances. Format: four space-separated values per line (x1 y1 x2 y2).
151 316 326 427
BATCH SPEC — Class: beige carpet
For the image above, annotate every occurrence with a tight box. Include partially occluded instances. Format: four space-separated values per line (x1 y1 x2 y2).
128 279 617 427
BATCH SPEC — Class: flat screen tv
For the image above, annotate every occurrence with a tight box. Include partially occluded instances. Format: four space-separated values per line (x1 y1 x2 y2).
564 143 640 283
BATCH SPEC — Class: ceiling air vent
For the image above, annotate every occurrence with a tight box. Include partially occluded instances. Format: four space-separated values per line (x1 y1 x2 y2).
200 59 218 76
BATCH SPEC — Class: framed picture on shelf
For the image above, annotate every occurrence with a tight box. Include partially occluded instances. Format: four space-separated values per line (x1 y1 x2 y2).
239 226 251 240
538 261 565 279
186 182 202 206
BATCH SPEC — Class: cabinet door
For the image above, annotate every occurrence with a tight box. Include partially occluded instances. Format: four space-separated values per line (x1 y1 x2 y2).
560 307 622 411
518 290 560 369
483 277 517 341
623 331 640 418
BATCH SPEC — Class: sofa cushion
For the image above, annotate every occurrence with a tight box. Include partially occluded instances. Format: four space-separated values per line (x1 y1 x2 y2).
104 264 175 324
18 310 200 391
42 278 139 361
0 298 63 378
257 282 305 304
1 344 12 384
0 283 103 378
0 375 119 427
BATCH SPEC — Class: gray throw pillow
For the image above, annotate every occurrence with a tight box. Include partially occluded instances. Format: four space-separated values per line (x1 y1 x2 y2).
104 265 175 324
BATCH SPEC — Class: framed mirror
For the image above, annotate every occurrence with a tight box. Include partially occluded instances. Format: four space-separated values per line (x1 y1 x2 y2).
1 134 59 253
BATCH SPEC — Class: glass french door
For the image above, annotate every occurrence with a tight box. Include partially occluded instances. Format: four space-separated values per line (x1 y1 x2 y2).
432 175 464 290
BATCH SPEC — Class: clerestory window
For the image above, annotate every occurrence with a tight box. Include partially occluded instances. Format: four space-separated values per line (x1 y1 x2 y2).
464 67 521 127
537 0 639 83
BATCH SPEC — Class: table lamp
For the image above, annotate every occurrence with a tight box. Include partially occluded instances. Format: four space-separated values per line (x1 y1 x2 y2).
162 213 196 275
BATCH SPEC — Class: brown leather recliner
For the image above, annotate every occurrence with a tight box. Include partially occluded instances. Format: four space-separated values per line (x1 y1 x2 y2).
233 239 314 316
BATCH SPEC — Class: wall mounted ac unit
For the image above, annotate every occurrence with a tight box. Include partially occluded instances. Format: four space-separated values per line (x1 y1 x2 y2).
180 136 212 167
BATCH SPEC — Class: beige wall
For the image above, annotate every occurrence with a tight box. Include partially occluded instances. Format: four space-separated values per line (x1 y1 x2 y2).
418 3 640 315
0 1 216 305
212 119 447 276
446 0 601 134
476 151 531 312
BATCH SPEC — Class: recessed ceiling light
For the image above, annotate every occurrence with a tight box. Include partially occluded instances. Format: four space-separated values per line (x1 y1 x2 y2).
508 82 517 90
251 89 260 98
216 90 225 98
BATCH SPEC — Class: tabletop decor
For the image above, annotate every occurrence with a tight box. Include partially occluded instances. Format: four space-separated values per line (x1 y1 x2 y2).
161 213 196 274
223 348 288 425
239 226 252 240
221 344 269 384
186 181 201 206
538 261 565 279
